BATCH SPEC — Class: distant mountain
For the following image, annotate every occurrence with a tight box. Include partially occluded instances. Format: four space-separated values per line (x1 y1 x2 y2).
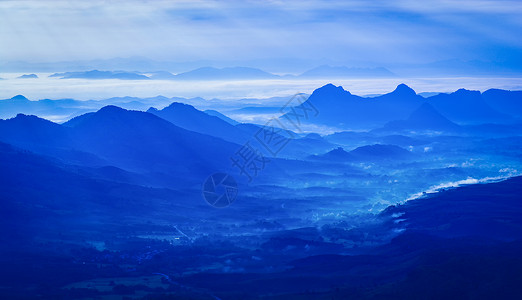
174 67 279 80
310 147 352 161
17 74 38 79
300 65 396 78
377 103 462 133
50 70 150 80
325 132 429 148
349 144 413 160
147 71 177 79
9 95 30 102
147 102 250 144
311 144 412 161
425 89 509 124
482 89 522 119
63 106 238 174
284 83 423 130
204 110 239 125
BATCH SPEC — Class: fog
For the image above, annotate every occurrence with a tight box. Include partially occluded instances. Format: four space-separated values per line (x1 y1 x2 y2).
2 73 521 101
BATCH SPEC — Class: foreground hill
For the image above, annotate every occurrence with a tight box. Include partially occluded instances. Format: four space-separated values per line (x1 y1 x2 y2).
0 106 240 185
174 176 522 299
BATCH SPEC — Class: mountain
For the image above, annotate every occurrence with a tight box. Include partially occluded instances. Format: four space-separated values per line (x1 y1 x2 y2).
377 103 462 133
482 89 522 119
383 176 522 240
147 71 177 79
426 89 509 124
0 113 70 149
309 147 352 161
204 110 239 125
8 95 30 102
174 67 279 80
349 144 413 160
0 106 240 186
311 144 413 162
0 140 195 250
300 65 396 78
283 83 423 130
63 106 238 176
147 102 249 144
50 70 150 80
17 73 38 79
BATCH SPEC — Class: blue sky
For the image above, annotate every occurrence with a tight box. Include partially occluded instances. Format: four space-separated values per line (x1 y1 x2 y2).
1 0 521 69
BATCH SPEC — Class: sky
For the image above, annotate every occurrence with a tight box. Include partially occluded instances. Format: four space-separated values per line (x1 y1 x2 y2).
1 0 522 70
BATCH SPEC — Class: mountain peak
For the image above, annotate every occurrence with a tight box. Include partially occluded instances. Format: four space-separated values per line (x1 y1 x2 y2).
407 102 460 130
98 105 126 113
453 88 481 97
408 103 445 121
392 84 416 96
11 95 29 101
315 83 351 95
328 147 349 156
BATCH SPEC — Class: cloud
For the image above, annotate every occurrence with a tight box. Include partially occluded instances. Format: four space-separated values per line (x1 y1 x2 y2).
0 0 521 67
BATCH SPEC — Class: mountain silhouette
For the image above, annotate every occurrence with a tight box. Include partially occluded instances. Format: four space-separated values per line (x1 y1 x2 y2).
426 89 508 124
17 74 38 79
390 83 417 97
174 67 278 80
299 65 395 78
148 71 177 79
50 70 149 80
286 83 423 130
482 88 522 118
204 110 239 125
310 147 352 161
63 105 238 175
312 144 412 161
10 95 30 102
349 144 413 160
0 106 239 185
378 103 462 133
147 102 249 144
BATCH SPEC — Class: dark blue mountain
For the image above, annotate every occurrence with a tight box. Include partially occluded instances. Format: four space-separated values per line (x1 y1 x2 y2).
309 146 352 161
482 88 522 119
204 109 239 125
0 140 193 247
147 102 250 144
311 144 412 162
8 94 30 102
50 70 149 80
0 113 70 148
286 83 423 130
426 89 509 124
0 106 240 185
377 103 462 133
63 106 238 176
349 144 413 160
383 176 522 240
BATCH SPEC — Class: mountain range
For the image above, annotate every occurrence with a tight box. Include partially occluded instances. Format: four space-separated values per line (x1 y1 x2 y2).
43 65 396 81
1 82 522 299
285 83 519 130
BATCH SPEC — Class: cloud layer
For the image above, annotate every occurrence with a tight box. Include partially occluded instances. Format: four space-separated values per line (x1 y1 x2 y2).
1 0 521 68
